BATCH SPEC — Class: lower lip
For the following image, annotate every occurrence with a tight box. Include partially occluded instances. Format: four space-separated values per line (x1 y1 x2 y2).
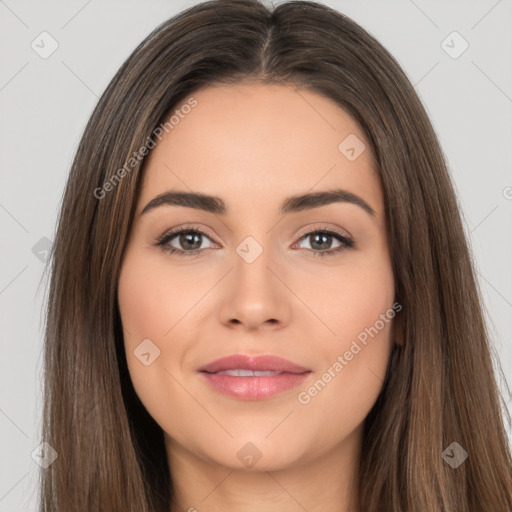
200 372 311 400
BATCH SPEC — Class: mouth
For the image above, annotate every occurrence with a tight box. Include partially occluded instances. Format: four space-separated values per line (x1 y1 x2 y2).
206 369 285 377
198 354 312 400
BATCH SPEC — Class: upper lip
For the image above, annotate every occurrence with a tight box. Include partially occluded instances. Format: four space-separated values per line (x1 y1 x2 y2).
199 354 310 374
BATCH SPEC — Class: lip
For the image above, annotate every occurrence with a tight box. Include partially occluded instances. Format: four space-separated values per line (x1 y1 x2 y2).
199 354 310 374
198 354 312 400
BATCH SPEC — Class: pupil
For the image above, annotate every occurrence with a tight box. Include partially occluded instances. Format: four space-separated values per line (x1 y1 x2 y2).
181 232 201 250
311 233 330 250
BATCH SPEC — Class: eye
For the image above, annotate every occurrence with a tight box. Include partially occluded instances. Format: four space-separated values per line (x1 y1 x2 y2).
156 225 215 257
294 227 355 257
155 225 355 258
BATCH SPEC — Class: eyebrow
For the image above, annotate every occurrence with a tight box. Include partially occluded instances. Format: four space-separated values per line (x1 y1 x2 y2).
140 188 376 218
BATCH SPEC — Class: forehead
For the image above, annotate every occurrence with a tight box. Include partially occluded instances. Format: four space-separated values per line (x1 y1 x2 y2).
137 82 382 217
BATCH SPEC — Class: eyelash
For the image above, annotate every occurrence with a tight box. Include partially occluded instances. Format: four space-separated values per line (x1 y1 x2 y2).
155 225 355 258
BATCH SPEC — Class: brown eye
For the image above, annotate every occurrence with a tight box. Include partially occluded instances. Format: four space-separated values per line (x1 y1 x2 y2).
156 228 215 257
295 229 355 257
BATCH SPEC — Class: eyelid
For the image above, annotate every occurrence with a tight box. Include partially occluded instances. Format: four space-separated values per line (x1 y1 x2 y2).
294 222 353 241
156 223 218 246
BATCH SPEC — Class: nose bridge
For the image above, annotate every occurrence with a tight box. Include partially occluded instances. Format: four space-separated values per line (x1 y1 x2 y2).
233 232 279 294
219 231 291 329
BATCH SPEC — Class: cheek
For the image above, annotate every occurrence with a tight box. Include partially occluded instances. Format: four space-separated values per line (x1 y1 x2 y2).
118 263 159 339
337 269 395 347
118 251 198 340
296 245 395 353
117 250 213 434
117 253 180 417
293 253 396 432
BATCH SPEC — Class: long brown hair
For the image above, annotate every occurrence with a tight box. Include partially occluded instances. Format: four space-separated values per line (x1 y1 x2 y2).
40 1 512 510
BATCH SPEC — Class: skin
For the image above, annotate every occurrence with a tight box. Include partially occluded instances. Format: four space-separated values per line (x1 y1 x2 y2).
117 82 397 512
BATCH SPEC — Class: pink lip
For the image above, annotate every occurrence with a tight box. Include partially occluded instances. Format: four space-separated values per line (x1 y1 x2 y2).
199 354 310 374
198 354 311 400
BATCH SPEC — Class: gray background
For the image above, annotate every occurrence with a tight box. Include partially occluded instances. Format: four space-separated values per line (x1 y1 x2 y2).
1 0 511 510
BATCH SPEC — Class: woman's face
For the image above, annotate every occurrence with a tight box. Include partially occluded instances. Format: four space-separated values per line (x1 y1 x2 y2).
118 82 396 472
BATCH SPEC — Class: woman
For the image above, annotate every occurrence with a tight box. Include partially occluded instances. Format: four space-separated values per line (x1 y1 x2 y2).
40 0 512 510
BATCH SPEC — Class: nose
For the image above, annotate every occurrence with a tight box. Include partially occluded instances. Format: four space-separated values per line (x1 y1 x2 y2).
217 239 292 332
